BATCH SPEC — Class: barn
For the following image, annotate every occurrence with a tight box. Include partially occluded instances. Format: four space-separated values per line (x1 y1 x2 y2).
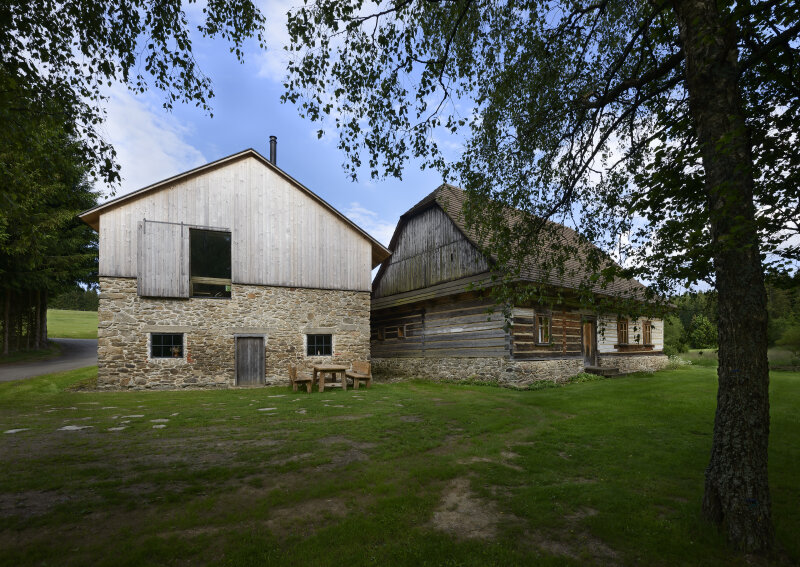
370 184 668 386
80 144 390 389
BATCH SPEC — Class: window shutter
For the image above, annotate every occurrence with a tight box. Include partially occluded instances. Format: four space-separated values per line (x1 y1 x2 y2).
137 220 189 298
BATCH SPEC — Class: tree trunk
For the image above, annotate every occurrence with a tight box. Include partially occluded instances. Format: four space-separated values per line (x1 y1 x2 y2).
2 289 9 356
40 290 48 348
673 0 772 553
35 290 42 349
26 291 32 351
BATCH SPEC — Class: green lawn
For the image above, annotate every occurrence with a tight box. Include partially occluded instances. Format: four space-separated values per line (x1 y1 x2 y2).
678 348 798 369
0 367 797 566
46 309 98 339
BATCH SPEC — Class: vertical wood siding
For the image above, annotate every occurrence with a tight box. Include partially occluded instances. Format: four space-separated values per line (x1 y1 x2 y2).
371 292 508 358
373 206 489 298
136 221 189 298
99 157 372 291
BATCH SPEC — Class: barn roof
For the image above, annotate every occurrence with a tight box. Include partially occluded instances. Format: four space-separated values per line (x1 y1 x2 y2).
392 183 649 299
79 149 391 266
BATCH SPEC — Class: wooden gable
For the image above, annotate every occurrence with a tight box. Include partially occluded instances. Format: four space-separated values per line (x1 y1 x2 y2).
373 204 490 298
89 152 387 293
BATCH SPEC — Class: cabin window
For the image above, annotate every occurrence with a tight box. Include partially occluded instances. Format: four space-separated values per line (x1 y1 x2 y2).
536 314 551 344
307 334 332 356
397 325 406 339
643 320 652 345
151 333 184 359
376 328 385 341
617 319 629 345
190 229 232 298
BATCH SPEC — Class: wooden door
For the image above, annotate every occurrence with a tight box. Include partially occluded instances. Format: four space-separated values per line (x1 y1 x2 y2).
236 337 264 386
582 320 596 366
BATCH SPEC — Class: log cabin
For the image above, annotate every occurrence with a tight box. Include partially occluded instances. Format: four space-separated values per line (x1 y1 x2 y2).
370 184 668 386
80 142 390 389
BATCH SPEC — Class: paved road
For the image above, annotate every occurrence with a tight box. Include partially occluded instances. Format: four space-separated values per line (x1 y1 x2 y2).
0 339 97 382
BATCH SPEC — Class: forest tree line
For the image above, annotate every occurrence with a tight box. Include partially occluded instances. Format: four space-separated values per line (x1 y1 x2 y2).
0 70 98 357
664 272 800 359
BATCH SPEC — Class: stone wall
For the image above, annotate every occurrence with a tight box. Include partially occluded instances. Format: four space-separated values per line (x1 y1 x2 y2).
372 352 669 387
98 277 370 390
372 357 585 388
597 353 669 374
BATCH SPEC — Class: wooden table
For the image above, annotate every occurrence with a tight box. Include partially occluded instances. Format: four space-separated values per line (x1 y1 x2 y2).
312 364 348 392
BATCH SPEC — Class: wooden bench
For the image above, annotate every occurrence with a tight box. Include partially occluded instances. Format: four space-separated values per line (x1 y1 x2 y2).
288 364 314 393
345 361 372 390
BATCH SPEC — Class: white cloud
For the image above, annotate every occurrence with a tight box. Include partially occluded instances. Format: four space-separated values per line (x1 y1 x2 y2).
98 85 206 200
254 0 297 82
342 202 397 246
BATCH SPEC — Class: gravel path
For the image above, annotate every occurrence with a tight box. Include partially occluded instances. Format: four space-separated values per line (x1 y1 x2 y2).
0 339 97 382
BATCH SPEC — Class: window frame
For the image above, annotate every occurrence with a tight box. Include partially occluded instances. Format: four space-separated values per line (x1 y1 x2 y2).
306 334 333 357
617 319 629 345
643 320 653 346
150 333 185 359
535 312 552 345
189 228 232 299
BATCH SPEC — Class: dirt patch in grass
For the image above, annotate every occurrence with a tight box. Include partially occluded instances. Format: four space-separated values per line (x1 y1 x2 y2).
528 507 619 564
318 448 369 470
427 434 465 456
431 477 504 540
265 497 349 536
0 490 85 519
316 435 376 451
399 415 423 423
269 452 314 467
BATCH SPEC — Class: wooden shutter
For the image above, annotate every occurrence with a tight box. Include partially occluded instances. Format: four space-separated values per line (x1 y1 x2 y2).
137 220 189 298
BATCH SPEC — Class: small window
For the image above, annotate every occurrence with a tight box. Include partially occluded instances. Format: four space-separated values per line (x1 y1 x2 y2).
376 328 385 341
536 314 551 344
307 334 332 356
397 325 406 339
190 229 232 298
151 333 183 358
643 321 652 345
617 319 629 345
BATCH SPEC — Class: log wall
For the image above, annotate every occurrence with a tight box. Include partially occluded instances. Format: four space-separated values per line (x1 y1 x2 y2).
510 307 583 359
371 292 508 358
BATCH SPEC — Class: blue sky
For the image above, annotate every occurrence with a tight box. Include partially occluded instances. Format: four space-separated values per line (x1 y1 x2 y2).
98 0 448 246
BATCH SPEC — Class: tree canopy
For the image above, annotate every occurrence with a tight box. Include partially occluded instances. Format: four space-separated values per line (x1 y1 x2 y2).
284 0 797 295
283 0 800 553
0 0 266 186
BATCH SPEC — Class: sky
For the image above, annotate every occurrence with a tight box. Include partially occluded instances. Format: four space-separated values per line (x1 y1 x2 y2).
96 0 447 248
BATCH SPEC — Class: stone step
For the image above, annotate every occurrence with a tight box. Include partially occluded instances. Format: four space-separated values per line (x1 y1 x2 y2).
584 366 624 378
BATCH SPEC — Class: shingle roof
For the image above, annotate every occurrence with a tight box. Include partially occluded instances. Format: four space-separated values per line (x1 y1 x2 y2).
404 184 648 299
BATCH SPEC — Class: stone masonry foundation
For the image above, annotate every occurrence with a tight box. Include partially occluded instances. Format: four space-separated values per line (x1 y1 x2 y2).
373 353 668 387
98 277 370 390
597 353 669 373
372 357 585 388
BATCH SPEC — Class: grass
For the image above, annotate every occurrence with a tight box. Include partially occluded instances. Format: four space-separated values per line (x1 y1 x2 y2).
46 309 98 339
678 348 799 369
0 341 61 365
679 349 720 367
0 367 798 566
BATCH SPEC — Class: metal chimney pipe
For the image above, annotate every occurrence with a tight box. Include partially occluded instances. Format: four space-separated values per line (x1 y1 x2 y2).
269 135 277 165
